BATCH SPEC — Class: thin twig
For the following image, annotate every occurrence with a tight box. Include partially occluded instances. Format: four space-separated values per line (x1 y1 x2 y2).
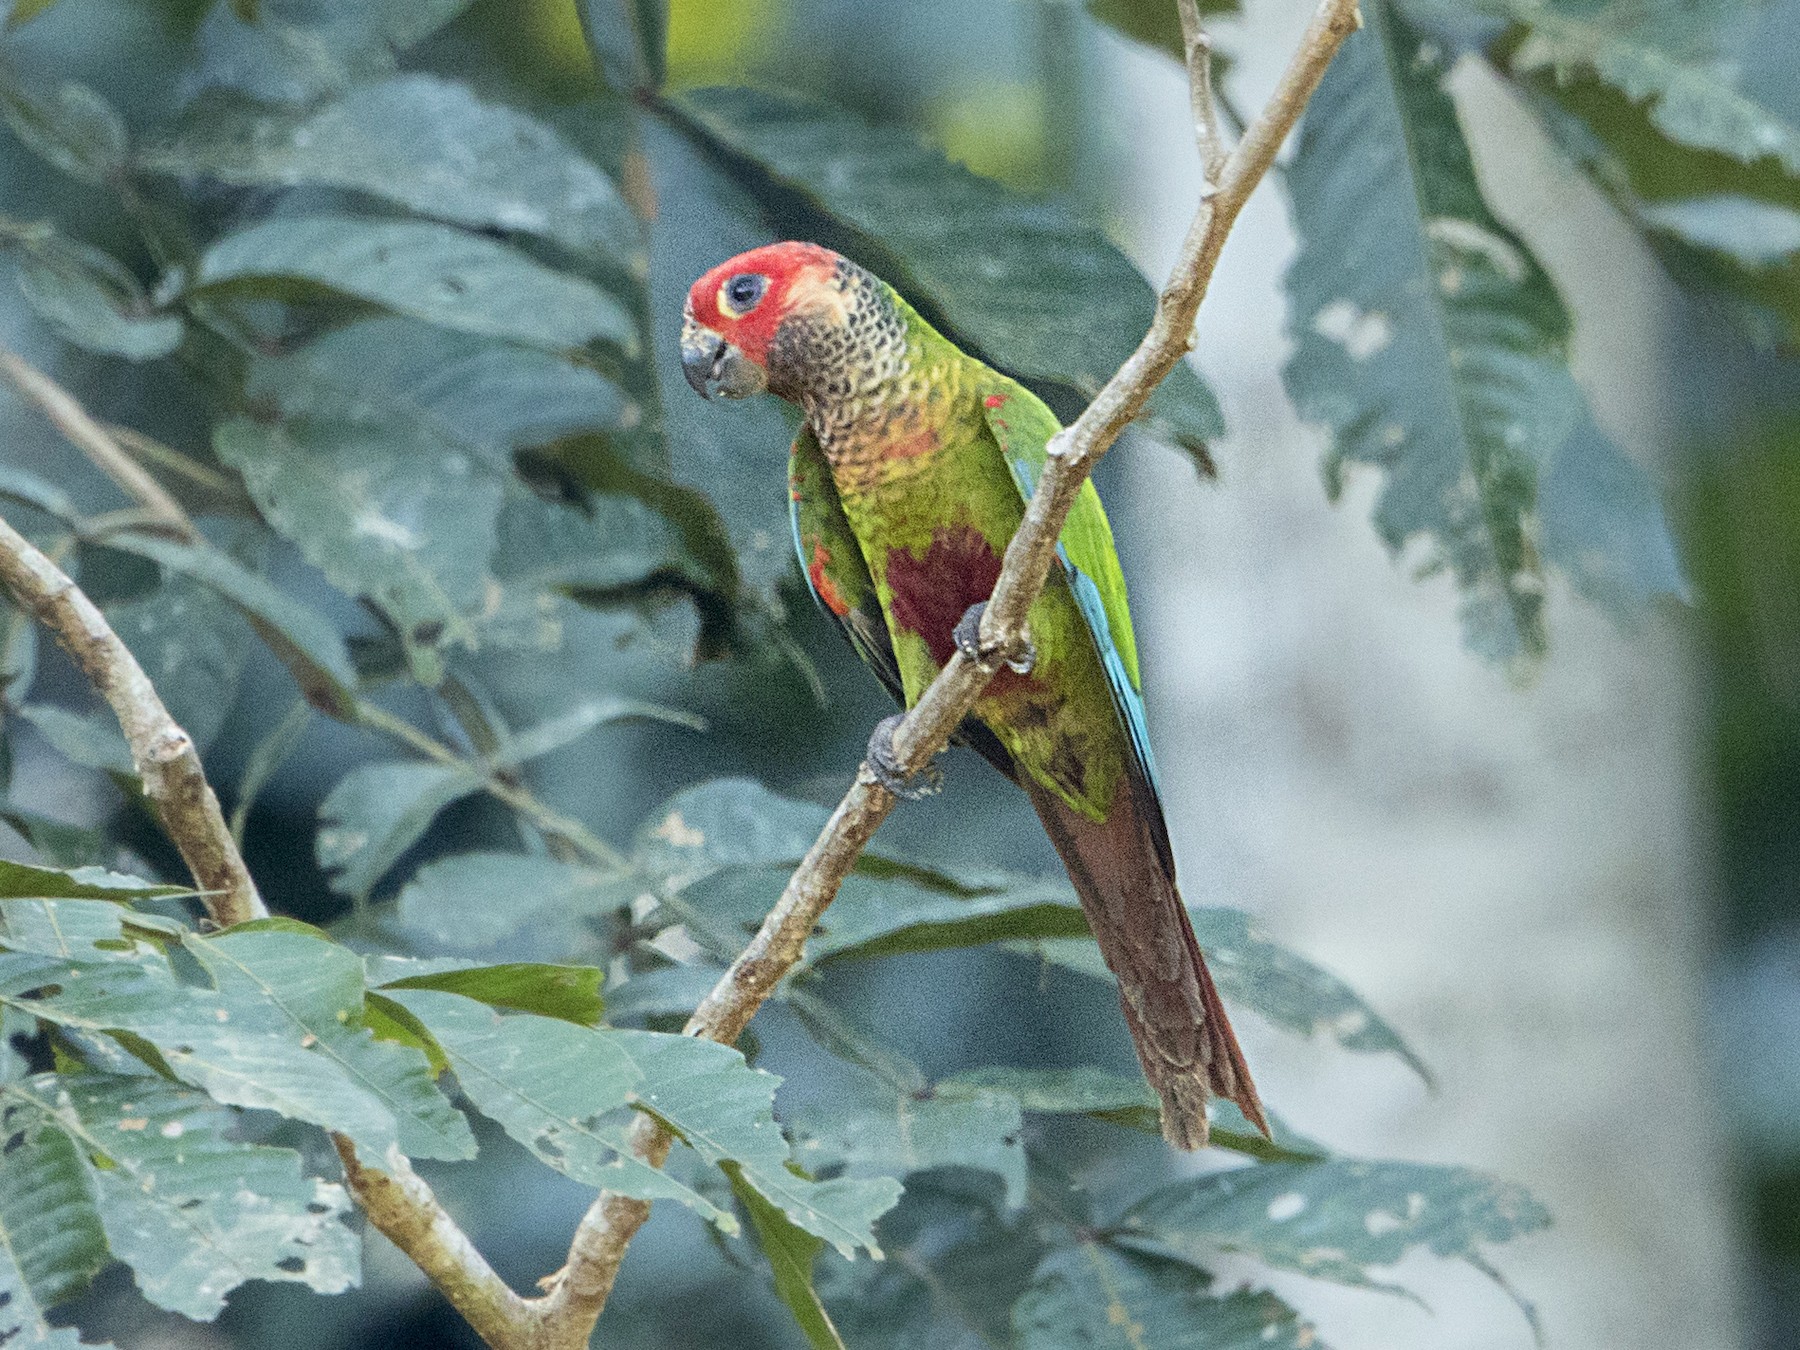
532 0 1363 1338
1179 0 1230 184
0 348 198 542
356 701 628 870
0 510 263 923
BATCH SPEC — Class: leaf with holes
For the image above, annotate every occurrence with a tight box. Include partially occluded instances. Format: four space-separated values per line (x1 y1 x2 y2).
3 1073 359 1320
1014 1244 1316 1350
1117 1158 1550 1303
186 928 475 1161
1283 0 1681 666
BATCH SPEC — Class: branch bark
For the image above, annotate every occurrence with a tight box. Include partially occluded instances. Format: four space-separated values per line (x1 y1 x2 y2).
533 0 1363 1339
0 511 265 925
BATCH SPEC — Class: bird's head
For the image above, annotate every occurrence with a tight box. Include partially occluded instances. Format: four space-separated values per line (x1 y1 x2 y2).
681 241 860 402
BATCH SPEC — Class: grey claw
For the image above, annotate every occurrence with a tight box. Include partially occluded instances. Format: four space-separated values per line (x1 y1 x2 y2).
866 713 942 800
954 602 1035 675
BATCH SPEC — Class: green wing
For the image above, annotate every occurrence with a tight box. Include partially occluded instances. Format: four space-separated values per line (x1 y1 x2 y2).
788 423 1019 780
788 424 905 706
977 375 1167 847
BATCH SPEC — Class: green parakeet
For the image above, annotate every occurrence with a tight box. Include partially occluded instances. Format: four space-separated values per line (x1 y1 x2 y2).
681 241 1264 1149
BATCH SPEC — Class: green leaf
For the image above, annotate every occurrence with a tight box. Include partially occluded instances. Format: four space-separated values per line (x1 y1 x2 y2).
187 0 476 103
371 958 605 1025
668 86 1223 463
0 1087 107 1325
0 898 166 959
393 852 616 954
1283 0 1680 665
384 988 741 1228
192 215 636 355
1491 14 1800 348
1013 906 1429 1079
935 1066 1321 1163
186 929 475 1161
0 945 402 1154
389 990 899 1253
0 68 125 184
105 574 250 751
578 0 667 94
100 534 358 718
315 760 484 900
141 75 640 260
632 777 829 875
494 695 704 767
1118 1158 1550 1295
792 1070 1027 1211
4 1073 359 1320
0 859 184 902
4 226 183 359
16 704 132 775
216 413 504 672
1014 1244 1315 1350
809 872 1092 962
1502 0 1800 173
726 1164 847 1350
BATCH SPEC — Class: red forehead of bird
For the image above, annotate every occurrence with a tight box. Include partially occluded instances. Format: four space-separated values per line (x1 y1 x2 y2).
685 242 843 361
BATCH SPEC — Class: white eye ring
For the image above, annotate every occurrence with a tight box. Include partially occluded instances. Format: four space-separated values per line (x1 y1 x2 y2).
719 272 767 316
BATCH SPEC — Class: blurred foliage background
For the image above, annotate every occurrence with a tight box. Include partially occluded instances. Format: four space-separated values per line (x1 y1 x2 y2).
0 0 1794 1345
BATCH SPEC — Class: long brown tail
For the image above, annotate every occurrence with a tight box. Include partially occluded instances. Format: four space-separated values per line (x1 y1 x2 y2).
1023 778 1267 1149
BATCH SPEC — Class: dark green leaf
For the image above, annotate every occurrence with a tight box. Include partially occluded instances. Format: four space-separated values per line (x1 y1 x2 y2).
0 859 183 901
101 534 358 718
216 413 505 671
1284 0 1680 665
105 574 250 751
371 958 605 1025
192 214 636 355
726 1163 847 1350
5 227 183 359
16 704 132 775
187 0 476 103
315 760 484 900
141 75 640 259
1012 906 1429 1079
935 1066 1321 1162
0 68 125 183
392 852 615 953
792 1070 1027 1210
669 86 1223 462
0 1086 107 1323
1014 1244 1315 1350
1492 15 1800 348
810 872 1091 962
391 990 900 1252
1118 1158 1550 1294
578 0 667 94
4 1073 360 1320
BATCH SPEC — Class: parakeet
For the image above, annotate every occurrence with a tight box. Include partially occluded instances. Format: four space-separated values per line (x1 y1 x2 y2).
680 241 1265 1149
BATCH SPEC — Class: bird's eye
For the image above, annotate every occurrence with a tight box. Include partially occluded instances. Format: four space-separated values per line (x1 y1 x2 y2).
720 273 767 316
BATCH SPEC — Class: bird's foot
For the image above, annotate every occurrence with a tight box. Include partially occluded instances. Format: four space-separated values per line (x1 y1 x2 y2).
953 602 1035 674
865 713 942 800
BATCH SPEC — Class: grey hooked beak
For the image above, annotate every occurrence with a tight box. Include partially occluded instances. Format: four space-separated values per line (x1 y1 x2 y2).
680 311 766 400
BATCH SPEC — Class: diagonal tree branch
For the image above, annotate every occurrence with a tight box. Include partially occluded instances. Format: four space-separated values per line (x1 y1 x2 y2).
0 510 265 924
531 0 1365 1340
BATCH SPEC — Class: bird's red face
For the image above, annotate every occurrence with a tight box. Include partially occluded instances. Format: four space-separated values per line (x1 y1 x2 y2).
680 241 844 400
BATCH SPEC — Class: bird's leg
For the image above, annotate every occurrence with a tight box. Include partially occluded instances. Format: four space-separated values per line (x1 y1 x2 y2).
953 602 1035 674
865 713 943 800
